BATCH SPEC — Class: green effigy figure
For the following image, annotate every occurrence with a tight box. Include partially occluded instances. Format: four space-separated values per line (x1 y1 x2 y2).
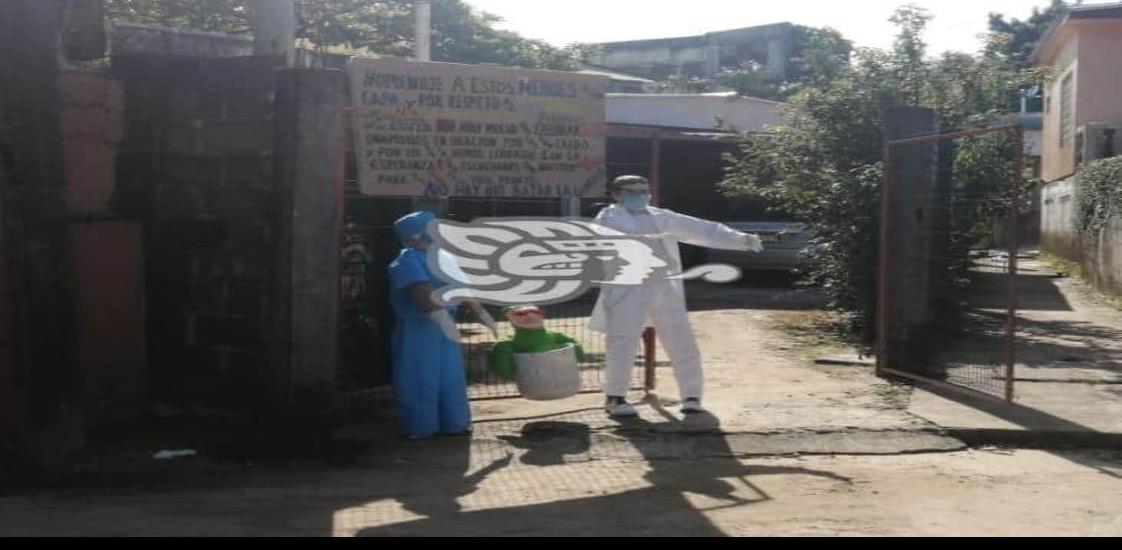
489 305 586 380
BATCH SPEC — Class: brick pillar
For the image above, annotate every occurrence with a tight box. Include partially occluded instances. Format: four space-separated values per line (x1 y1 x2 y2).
272 69 347 407
880 107 938 371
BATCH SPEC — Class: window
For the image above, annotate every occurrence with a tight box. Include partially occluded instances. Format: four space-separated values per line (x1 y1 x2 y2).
1060 73 1074 149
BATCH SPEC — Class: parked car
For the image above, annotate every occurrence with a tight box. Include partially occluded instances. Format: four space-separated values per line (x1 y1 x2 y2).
704 200 815 273
706 221 814 272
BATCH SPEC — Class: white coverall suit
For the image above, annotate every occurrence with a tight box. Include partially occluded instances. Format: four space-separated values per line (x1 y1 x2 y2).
589 205 762 400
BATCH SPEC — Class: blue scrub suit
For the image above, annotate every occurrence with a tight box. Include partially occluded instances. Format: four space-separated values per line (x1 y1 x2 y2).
388 246 471 439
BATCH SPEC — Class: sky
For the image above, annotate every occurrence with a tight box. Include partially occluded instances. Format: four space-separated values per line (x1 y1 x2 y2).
462 0 1116 55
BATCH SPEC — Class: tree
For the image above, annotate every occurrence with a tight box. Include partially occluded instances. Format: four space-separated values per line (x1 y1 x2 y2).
988 0 1075 68
720 5 1041 343
790 27 854 89
105 0 254 34
889 4 930 105
105 0 595 70
425 0 594 70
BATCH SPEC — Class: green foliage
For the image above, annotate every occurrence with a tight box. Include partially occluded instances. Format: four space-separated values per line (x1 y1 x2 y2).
106 0 254 34
1077 156 1122 239
105 0 597 70
939 134 1020 320
889 4 930 105
721 5 1039 343
988 0 1073 68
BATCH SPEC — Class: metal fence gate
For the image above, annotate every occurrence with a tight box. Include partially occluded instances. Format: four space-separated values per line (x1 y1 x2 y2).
457 294 648 400
446 197 647 400
342 194 647 401
878 125 1026 403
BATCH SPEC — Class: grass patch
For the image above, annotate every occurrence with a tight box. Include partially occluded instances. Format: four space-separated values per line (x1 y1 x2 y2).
769 310 861 357
1039 252 1083 279
1040 253 1122 312
872 381 914 408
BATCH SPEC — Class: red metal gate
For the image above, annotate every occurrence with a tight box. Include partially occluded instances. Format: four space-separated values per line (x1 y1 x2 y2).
878 124 1026 403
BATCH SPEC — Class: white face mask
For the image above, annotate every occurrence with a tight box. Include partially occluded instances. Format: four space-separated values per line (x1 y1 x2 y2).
620 193 651 212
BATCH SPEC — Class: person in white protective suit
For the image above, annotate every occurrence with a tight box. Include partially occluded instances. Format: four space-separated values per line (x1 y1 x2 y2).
589 175 764 417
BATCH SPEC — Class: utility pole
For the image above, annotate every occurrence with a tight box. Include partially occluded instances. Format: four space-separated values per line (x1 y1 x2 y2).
253 0 296 65
416 0 433 62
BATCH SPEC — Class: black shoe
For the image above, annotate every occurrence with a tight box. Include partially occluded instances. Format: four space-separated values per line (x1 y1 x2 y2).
681 398 705 414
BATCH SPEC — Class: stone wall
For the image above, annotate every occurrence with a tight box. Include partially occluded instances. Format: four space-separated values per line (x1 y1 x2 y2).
1040 178 1122 297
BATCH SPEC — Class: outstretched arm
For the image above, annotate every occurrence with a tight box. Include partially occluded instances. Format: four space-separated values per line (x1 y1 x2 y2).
664 211 763 252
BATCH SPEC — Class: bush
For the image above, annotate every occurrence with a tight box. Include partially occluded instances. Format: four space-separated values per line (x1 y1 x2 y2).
1077 156 1122 240
720 6 1041 345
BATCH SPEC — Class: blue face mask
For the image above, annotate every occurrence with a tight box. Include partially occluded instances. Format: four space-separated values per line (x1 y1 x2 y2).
620 194 651 212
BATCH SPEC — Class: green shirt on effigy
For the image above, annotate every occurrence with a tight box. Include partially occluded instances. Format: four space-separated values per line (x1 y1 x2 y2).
489 327 586 380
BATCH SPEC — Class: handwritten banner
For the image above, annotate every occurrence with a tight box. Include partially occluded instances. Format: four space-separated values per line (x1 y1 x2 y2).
349 57 609 198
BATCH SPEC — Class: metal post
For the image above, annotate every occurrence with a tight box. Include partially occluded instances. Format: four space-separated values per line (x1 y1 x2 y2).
643 327 657 392
1006 126 1025 403
643 130 662 393
877 143 893 376
415 0 433 62
649 131 662 206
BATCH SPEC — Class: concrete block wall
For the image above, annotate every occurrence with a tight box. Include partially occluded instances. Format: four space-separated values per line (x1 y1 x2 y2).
1090 217 1122 296
113 54 286 410
1041 177 1122 298
1041 179 1082 260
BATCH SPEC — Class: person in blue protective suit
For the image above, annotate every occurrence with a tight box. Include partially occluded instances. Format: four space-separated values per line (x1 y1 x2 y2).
389 211 499 440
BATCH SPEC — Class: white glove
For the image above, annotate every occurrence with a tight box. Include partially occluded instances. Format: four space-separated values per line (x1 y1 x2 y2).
428 309 461 344
739 232 764 253
476 307 500 339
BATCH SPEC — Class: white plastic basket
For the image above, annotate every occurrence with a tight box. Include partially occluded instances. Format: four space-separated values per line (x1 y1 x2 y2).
513 344 581 401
